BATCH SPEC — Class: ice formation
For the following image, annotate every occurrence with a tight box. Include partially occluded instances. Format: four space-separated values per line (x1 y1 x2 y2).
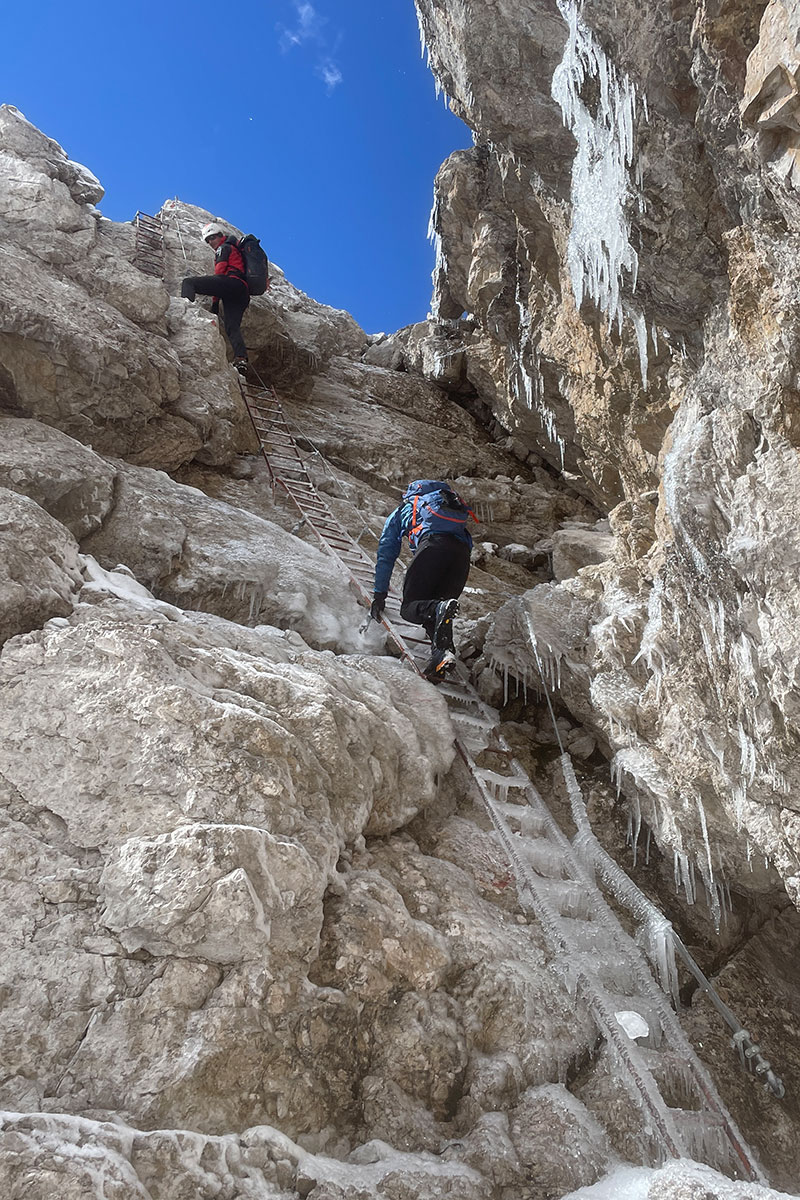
551 0 641 332
627 304 649 390
510 266 566 465
427 194 446 319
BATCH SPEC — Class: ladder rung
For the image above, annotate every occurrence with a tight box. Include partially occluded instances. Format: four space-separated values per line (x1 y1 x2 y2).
312 521 348 534
293 500 330 512
255 429 294 442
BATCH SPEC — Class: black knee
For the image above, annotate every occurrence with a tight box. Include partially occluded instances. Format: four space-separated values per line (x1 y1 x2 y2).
181 278 196 301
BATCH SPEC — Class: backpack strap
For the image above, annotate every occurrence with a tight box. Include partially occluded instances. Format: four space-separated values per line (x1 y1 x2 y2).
451 489 479 524
408 495 422 545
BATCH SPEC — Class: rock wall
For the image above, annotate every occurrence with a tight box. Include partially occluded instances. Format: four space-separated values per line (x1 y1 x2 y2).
408 0 800 928
1 79 799 1200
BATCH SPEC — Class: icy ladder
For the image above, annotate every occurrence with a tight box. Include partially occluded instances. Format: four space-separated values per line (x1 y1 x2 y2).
239 379 765 1183
132 211 164 278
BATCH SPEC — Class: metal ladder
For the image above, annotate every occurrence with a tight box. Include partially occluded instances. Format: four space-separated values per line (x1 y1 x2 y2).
237 377 766 1182
239 378 431 653
132 211 165 278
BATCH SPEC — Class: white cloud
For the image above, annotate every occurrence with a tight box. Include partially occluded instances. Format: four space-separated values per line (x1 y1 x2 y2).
279 1 318 49
278 1 343 91
319 59 343 91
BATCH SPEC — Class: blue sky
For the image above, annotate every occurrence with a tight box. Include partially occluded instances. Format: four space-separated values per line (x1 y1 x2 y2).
3 0 466 333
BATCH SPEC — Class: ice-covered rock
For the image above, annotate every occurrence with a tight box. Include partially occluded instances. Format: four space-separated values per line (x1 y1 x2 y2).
414 0 800 927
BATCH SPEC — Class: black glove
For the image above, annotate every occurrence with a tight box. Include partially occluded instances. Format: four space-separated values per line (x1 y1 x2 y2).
370 592 387 621
210 299 220 315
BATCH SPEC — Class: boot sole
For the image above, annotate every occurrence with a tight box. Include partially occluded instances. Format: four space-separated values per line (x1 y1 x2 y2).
433 599 459 651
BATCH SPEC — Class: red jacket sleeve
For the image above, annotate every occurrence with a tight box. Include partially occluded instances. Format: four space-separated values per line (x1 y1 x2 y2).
214 240 246 280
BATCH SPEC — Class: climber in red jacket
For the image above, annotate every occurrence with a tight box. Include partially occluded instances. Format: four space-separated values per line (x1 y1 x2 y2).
181 222 249 374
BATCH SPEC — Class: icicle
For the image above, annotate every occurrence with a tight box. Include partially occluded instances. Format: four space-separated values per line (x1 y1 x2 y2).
673 849 695 904
550 0 643 330
416 5 430 64
631 794 642 867
695 793 720 928
628 305 649 390
647 913 680 1004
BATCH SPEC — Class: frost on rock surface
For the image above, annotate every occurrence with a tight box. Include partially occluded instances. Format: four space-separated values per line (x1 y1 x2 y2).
80 459 372 653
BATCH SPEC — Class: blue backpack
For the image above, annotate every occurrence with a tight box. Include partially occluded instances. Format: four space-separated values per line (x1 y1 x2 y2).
403 479 474 548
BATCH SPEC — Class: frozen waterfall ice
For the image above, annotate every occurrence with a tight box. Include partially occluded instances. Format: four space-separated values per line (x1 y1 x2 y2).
551 0 641 333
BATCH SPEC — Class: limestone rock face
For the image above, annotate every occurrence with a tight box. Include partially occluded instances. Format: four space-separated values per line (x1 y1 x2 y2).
0 597 453 1135
0 104 103 211
412 0 800 923
742 0 800 190
2 91 799 1200
0 487 82 644
80 459 371 651
296 356 518 490
0 107 248 471
0 417 116 538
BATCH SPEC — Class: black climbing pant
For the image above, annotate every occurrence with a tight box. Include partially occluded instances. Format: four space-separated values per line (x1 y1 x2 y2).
181 274 249 360
400 534 471 635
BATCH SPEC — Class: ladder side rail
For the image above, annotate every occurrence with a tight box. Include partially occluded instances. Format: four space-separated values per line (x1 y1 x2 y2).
457 733 687 1161
237 377 766 1182
462 732 766 1182
447 659 783 1127
559 754 785 1099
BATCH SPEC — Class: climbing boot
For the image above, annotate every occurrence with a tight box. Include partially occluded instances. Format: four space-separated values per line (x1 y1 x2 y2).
432 598 458 651
233 358 249 377
423 648 456 682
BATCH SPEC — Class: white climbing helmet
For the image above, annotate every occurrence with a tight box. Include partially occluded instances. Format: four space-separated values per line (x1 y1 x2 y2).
200 221 225 243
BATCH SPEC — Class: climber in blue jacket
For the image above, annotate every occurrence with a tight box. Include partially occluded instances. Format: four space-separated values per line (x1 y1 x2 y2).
371 479 473 680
